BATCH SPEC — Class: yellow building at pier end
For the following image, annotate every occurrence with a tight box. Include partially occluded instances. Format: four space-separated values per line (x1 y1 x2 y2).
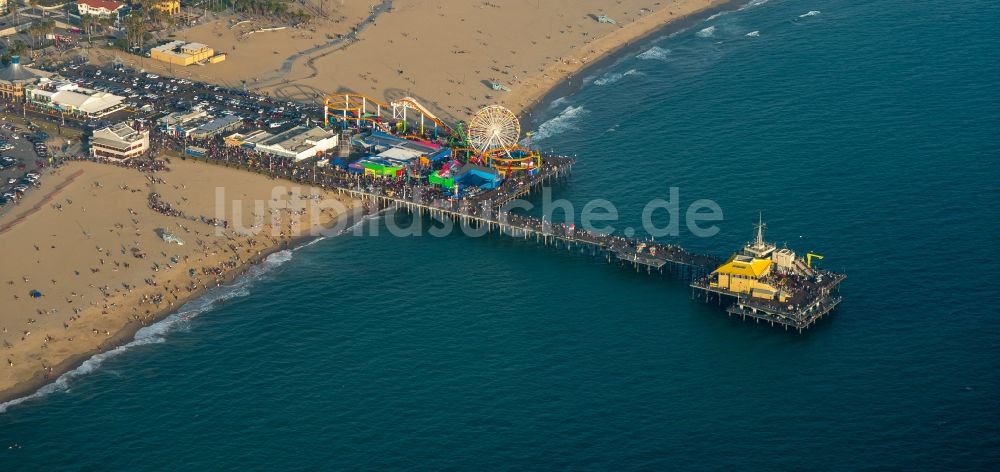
706 215 790 302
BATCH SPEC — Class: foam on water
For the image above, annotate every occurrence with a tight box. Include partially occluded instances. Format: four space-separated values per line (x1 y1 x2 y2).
707 11 729 21
531 106 588 142
800 10 821 18
593 69 643 86
637 46 672 61
0 249 295 413
740 0 770 10
696 26 717 38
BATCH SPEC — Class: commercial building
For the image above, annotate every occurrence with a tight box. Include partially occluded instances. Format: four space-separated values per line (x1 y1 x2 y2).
150 0 180 15
76 0 125 18
0 56 50 103
705 217 790 302
709 255 776 295
252 126 339 161
188 115 243 140
157 109 209 134
159 112 242 139
27 79 125 118
224 129 272 147
90 122 149 160
150 41 214 66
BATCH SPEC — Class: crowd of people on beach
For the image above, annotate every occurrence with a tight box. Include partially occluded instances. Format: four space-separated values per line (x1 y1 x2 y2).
8 122 742 363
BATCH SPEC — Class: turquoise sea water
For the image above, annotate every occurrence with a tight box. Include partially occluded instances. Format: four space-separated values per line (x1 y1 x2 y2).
3 0 999 469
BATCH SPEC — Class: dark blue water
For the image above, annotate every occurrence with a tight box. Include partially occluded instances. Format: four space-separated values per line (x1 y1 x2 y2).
3 0 999 469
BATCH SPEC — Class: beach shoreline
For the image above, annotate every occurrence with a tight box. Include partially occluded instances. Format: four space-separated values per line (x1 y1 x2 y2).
1 0 749 409
0 159 361 408
92 1 742 124
519 0 748 128
0 217 358 408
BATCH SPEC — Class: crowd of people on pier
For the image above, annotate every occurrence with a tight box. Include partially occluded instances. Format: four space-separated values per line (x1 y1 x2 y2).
57 120 727 280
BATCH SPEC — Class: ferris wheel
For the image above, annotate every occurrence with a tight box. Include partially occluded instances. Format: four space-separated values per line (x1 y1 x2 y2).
467 105 521 155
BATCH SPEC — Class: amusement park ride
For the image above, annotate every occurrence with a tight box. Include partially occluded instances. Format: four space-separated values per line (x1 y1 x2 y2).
323 94 543 177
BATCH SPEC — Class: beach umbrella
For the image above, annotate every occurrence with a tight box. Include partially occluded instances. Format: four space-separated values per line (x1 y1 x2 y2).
29 290 43 298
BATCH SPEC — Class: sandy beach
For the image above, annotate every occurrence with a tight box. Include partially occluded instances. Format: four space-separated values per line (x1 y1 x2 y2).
96 0 731 121
0 158 358 403
2 0 742 405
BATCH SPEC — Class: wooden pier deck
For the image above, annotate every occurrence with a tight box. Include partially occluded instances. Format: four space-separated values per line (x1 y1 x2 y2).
179 152 840 332
220 153 724 278
690 273 846 332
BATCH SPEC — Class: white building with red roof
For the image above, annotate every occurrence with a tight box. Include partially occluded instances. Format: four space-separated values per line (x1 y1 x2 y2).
76 0 125 18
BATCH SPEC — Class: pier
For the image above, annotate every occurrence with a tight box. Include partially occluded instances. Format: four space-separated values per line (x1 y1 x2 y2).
690 276 845 333
179 145 844 333
306 154 723 281
14 69 843 332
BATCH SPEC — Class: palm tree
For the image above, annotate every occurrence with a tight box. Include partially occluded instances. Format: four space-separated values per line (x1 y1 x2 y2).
8 40 29 58
80 15 95 44
146 6 165 29
123 13 148 51
99 15 115 34
40 18 56 37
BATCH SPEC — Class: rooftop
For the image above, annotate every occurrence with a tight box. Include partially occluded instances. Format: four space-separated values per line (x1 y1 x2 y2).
77 0 124 10
376 146 425 163
193 115 242 134
30 80 124 115
713 255 772 278
0 57 51 84
99 122 145 142
151 41 213 60
258 126 335 154
158 109 209 127
92 123 147 150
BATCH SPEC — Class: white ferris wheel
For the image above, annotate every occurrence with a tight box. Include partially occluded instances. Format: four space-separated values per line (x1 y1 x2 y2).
467 105 521 155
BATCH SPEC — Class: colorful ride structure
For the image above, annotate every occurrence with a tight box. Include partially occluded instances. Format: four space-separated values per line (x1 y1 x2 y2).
323 93 451 136
466 105 541 176
323 93 543 177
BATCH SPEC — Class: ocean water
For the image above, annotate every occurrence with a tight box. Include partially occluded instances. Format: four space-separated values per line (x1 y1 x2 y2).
3 0 1000 469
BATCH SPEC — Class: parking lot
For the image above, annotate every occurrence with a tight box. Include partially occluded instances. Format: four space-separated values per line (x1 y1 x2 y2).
56 64 320 133
0 123 54 212
1 61 328 213
1 56 346 208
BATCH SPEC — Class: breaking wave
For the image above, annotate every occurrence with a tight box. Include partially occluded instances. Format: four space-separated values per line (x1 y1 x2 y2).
593 69 642 86
696 26 716 38
637 46 671 61
298 236 328 249
741 0 770 9
800 10 821 18
531 106 588 142
0 250 295 413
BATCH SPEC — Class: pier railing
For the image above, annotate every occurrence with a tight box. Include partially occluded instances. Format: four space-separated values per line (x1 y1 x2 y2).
169 152 724 279
141 149 842 332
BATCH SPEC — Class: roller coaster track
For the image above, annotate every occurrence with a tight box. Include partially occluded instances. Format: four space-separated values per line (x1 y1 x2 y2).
390 97 452 134
323 93 452 135
324 93 389 126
